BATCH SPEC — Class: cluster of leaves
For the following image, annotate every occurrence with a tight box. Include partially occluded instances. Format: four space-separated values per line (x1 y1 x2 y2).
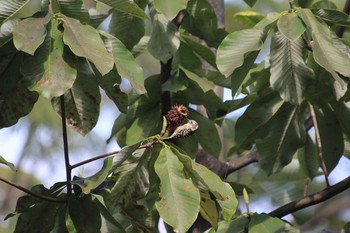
1 0 350 232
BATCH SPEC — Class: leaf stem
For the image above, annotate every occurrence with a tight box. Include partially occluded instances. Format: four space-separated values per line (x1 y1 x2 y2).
60 95 72 196
70 150 121 169
288 0 295 12
308 103 330 187
0 177 66 203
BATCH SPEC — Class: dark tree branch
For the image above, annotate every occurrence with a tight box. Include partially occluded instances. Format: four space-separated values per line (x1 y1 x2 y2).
0 177 66 203
70 150 121 169
60 95 72 196
269 175 350 218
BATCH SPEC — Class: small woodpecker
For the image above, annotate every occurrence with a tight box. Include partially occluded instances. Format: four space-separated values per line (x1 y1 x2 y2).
167 119 199 139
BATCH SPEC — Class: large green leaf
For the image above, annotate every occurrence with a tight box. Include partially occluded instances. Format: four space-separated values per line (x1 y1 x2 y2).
62 15 114 76
104 146 153 208
71 157 113 194
314 104 344 173
199 190 218 229
234 11 265 28
277 12 305 40
297 134 319 179
155 146 200 233
154 0 188 20
270 32 314 104
256 104 305 174
332 100 350 139
100 31 146 95
0 19 19 47
301 9 350 82
181 67 215 93
51 0 89 23
148 11 180 63
67 195 101 233
235 92 284 149
217 28 264 77
51 59 101 135
249 213 298 232
312 8 350 26
13 13 51 55
172 147 237 221
190 110 221 157
0 0 40 24
21 18 77 99
109 9 145 50
207 216 248 233
97 0 148 19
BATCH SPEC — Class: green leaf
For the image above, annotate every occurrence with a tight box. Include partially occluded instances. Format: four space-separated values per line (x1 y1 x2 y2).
312 8 350 26
67 195 101 233
94 198 126 233
104 146 153 208
0 0 38 24
207 216 249 233
52 0 89 23
234 11 265 28
97 0 148 19
235 92 284 149
270 32 314 104
21 18 77 99
181 67 215 93
249 213 298 232
297 134 319 179
172 147 237 220
13 13 51 55
332 100 350 139
217 28 264 77
314 104 344 173
244 0 257 7
190 110 221 157
155 146 200 233
51 59 101 135
148 11 180 63
0 155 16 171
277 12 305 40
93 68 128 113
0 19 19 47
301 9 350 82
256 104 305 174
62 15 114 76
199 190 218 230
100 31 146 95
154 0 188 20
72 157 113 195
109 9 145 50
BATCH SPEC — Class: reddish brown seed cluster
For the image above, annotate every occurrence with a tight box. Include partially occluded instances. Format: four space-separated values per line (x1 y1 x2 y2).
165 105 189 135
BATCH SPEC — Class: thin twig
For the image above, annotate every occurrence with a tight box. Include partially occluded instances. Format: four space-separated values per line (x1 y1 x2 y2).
269 175 350 218
288 0 295 12
70 150 121 169
0 177 66 203
304 178 310 197
60 95 72 196
308 103 330 187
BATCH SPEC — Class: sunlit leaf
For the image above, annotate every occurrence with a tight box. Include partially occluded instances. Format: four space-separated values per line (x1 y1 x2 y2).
234 11 264 28
155 146 200 233
270 32 314 104
21 18 77 99
256 104 305 174
72 157 113 194
301 9 350 82
148 11 180 63
181 67 215 93
277 12 305 40
217 28 264 77
97 0 148 19
13 13 51 55
0 155 16 171
100 31 146 95
199 190 218 230
62 15 114 76
51 59 101 135
154 0 188 20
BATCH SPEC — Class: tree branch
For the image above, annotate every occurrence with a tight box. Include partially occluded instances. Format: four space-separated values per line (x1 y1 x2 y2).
70 150 121 169
269 175 350 218
0 177 66 203
60 95 72 196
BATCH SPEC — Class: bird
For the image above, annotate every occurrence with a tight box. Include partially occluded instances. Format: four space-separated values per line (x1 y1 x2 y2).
166 119 199 139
